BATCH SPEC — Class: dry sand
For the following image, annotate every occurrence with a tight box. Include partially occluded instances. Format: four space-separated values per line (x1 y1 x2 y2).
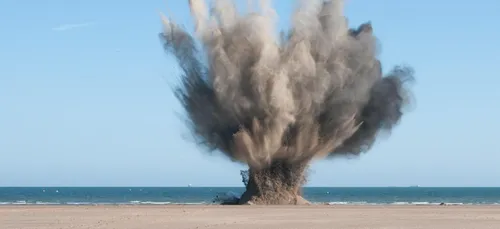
1 205 500 229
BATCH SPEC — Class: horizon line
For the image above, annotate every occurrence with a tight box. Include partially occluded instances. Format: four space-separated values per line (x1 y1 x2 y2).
1 186 499 188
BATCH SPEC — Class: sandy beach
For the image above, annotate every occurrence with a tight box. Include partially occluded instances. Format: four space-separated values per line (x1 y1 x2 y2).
1 205 499 229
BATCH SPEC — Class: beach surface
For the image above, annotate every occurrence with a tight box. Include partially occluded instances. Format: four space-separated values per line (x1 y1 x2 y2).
1 205 500 229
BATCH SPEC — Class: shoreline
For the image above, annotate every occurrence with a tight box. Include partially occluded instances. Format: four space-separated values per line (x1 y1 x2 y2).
1 205 499 229
2 204 500 208
2 204 500 207
1 202 499 206
3 187 499 206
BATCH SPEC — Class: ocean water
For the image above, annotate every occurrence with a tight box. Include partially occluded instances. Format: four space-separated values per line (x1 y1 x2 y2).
1 187 499 205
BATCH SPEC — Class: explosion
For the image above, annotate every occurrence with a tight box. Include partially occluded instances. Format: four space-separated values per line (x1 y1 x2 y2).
160 0 414 205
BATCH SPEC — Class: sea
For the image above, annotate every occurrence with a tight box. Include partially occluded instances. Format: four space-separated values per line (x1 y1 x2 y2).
1 187 499 206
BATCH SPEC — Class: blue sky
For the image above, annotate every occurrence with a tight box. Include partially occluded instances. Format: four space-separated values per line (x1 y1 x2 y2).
1 0 499 187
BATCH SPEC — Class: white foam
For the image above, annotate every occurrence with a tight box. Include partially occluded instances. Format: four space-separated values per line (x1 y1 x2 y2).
322 201 474 206
391 202 410 205
66 202 92 205
34 201 59 205
12 201 27 205
139 201 172 205
0 200 494 206
327 201 371 205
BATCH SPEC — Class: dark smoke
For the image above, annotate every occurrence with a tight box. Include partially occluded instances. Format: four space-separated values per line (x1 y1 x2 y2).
159 0 414 203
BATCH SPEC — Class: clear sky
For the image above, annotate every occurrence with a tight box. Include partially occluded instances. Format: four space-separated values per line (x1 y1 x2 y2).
1 0 499 187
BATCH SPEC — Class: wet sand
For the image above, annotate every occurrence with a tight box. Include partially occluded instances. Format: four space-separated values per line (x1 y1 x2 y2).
1 205 500 229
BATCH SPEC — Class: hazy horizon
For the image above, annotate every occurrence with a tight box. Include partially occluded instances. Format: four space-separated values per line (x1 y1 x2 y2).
2 186 500 188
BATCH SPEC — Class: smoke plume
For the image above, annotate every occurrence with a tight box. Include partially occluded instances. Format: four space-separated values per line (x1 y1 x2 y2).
160 0 414 169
